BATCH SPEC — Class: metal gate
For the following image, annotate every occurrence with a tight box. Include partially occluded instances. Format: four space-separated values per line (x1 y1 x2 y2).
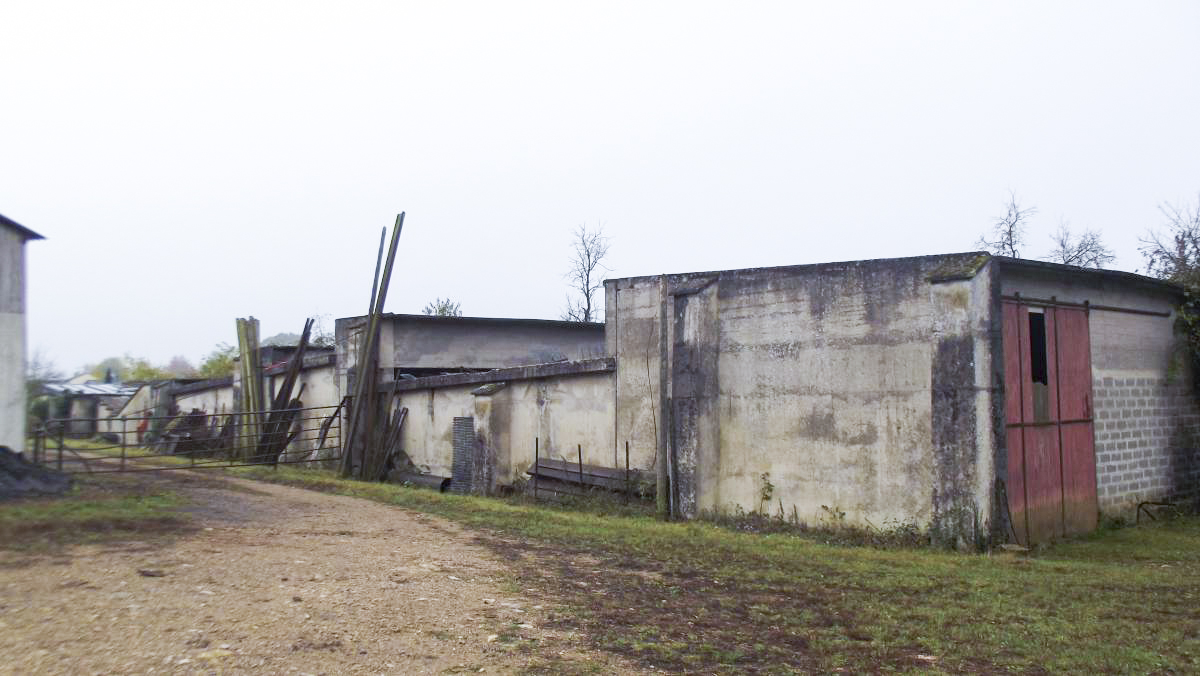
1003 300 1098 544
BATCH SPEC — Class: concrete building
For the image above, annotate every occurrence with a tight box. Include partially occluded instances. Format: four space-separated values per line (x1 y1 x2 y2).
42 381 140 437
334 313 607 483
0 214 43 453
358 252 1198 546
606 253 1199 545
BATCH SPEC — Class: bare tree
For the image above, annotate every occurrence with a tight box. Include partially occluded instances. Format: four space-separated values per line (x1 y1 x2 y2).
25 349 63 398
978 193 1037 257
562 223 610 322
1045 221 1115 269
422 298 462 316
1141 194 1200 285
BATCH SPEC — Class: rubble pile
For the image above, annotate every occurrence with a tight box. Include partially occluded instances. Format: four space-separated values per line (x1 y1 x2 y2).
0 445 72 499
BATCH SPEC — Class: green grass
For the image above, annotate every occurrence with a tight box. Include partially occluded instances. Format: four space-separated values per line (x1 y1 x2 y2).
234 466 1200 673
0 473 187 551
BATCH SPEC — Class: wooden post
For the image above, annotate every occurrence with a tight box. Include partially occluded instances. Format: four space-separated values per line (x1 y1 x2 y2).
120 417 127 471
533 437 539 501
56 424 64 472
577 444 584 487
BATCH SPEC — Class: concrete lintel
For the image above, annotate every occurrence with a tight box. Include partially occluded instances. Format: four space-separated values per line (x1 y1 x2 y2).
380 358 615 393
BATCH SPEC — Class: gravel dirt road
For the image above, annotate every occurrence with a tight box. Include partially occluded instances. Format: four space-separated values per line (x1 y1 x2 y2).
0 471 642 675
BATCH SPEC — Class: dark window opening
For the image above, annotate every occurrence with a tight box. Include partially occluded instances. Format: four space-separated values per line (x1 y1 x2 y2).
1029 311 1050 422
1029 312 1048 385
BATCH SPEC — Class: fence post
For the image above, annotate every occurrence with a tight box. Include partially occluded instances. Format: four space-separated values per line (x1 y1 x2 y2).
577 444 584 487
625 440 631 504
533 437 539 501
120 417 127 471
56 423 64 472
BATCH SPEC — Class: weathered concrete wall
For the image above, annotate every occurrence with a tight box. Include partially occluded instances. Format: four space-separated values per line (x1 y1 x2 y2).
605 277 665 482
265 362 339 411
487 372 615 484
386 368 615 487
609 254 997 541
335 314 606 400
176 383 237 416
389 385 476 478
1000 265 1200 517
0 225 27 451
929 262 1000 546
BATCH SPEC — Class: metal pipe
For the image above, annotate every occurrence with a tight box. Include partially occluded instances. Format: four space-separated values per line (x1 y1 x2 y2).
389 472 451 492
533 437 539 501
120 417 127 471
1002 293 1170 317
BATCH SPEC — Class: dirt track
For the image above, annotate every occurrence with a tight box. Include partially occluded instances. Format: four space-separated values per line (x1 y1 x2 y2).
0 471 640 675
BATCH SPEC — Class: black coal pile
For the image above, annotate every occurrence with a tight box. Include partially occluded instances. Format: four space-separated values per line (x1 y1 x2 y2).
0 446 72 499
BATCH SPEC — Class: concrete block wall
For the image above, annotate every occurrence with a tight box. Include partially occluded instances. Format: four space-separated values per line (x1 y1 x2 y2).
1093 375 1200 513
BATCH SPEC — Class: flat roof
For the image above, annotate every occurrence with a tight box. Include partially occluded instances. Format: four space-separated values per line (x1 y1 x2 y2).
0 213 44 241
338 312 604 330
606 252 990 285
993 256 1182 295
606 251 1181 296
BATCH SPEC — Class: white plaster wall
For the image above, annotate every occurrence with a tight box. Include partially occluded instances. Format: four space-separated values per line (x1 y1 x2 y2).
391 385 476 477
497 372 616 484
0 313 24 452
0 226 26 452
176 386 237 416
387 372 615 485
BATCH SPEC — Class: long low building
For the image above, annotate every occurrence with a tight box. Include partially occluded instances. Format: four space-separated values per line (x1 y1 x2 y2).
358 252 1199 548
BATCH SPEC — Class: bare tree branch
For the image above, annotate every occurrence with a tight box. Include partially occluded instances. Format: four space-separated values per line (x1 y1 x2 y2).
1140 193 1200 284
562 223 611 322
1045 221 1115 269
978 192 1036 258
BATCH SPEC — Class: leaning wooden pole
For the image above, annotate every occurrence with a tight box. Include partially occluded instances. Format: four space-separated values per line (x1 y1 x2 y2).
339 227 387 476
340 214 405 477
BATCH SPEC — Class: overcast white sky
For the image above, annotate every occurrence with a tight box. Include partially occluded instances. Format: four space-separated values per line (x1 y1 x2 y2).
4 1 1199 374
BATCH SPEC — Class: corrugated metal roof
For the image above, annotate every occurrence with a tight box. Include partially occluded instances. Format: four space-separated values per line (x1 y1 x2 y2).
43 382 139 397
0 213 44 241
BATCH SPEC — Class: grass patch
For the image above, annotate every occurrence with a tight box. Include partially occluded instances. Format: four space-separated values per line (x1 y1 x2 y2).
0 473 188 552
234 466 1200 673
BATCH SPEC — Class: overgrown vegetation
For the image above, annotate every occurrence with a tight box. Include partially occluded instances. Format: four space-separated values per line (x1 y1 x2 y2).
235 466 1200 673
1142 193 1200 387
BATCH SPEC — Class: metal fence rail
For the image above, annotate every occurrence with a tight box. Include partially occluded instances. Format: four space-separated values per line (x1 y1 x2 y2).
30 404 343 474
